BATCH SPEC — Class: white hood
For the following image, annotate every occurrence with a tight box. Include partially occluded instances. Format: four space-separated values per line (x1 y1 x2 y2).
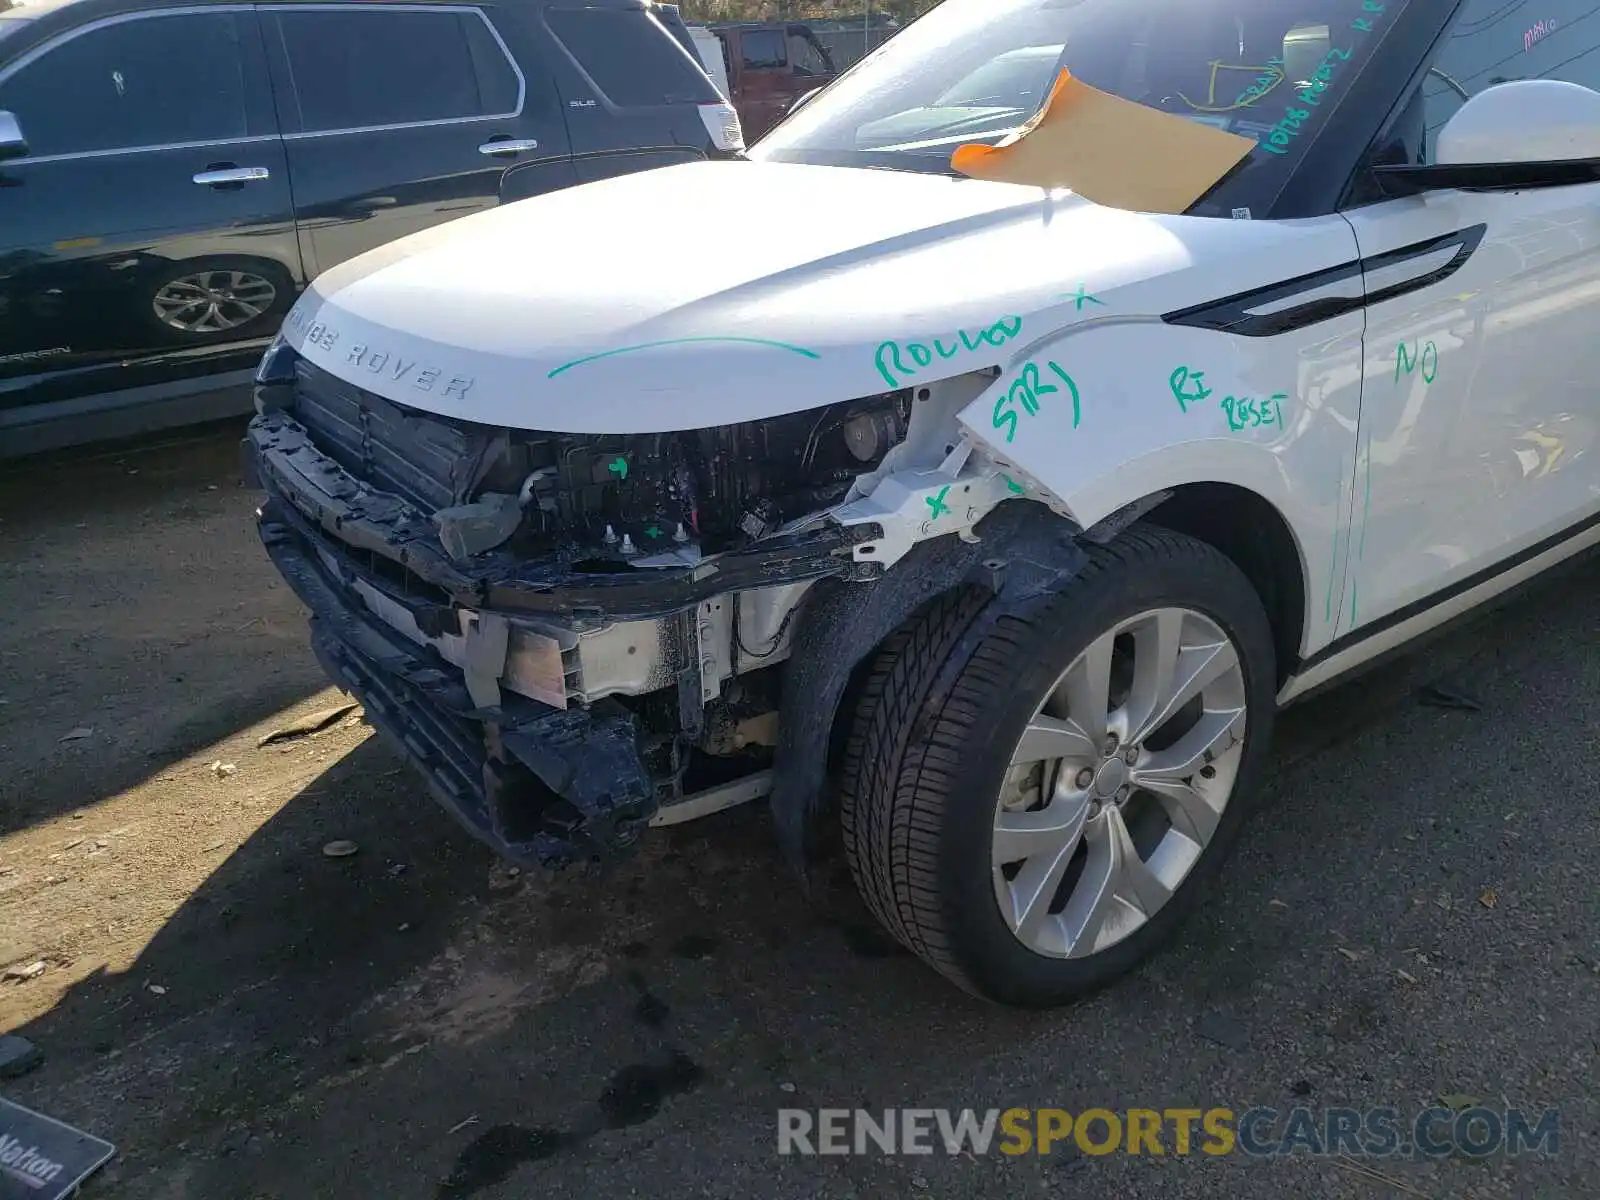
281 160 1232 433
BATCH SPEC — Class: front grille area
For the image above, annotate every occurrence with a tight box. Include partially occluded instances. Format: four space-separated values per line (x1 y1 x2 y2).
289 358 911 558
259 513 659 867
292 359 497 514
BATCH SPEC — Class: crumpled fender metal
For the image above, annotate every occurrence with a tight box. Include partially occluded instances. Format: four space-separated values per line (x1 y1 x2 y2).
771 502 1091 874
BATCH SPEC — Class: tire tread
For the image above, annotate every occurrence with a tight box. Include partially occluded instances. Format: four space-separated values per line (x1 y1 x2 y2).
839 526 1267 999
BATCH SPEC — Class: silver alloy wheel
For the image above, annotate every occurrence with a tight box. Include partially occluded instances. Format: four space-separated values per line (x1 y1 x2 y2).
152 270 277 333
991 607 1248 960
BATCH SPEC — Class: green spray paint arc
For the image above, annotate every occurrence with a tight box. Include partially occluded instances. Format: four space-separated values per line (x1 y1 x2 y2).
1324 450 1348 626
1351 437 1374 624
547 337 821 379
1325 520 1341 625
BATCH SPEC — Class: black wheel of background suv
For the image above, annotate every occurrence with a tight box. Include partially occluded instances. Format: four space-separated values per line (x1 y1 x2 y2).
838 526 1278 1008
140 255 293 345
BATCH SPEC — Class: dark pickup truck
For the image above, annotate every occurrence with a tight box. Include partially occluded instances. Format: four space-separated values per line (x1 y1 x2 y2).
707 22 839 141
0 0 740 455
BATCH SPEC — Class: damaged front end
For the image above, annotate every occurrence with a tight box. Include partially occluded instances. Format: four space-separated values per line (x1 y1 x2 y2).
246 340 970 868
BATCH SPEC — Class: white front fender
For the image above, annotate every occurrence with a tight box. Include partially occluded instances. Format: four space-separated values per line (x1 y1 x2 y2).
958 317 1366 657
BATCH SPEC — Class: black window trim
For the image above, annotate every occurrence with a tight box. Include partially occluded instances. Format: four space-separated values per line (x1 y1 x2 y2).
1335 0 1471 213
269 2 525 139
1265 0 1464 220
740 27 788 70
0 5 266 164
542 4 719 113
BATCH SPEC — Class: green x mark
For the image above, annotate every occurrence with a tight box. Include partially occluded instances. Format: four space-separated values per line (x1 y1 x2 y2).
1003 476 1025 495
925 486 953 520
607 456 629 480
1062 283 1105 311
645 525 662 539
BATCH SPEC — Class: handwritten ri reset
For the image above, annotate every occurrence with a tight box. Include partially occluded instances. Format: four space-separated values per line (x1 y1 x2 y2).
1170 366 1287 433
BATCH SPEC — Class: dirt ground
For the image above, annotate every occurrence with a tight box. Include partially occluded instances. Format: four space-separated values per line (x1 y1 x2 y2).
1 422 341 1028
2 422 1597 1200
0 421 898 1195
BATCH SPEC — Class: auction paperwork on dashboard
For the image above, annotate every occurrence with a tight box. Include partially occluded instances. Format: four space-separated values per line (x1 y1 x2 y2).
952 69 1257 215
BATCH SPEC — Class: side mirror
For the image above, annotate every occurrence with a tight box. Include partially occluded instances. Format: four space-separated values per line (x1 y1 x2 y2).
0 111 27 162
1374 79 1600 195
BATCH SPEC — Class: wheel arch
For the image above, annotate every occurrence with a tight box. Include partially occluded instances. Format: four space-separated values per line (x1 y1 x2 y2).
1140 481 1309 690
771 502 1091 872
775 481 1311 870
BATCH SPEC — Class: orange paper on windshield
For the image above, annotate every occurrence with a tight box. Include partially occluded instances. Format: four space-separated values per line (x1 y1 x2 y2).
951 69 1257 214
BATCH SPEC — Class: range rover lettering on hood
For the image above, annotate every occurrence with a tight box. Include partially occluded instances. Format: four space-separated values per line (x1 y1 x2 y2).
275 160 1259 435
284 307 476 399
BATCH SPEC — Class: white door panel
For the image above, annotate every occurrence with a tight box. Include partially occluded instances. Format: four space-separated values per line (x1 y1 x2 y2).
1341 186 1600 633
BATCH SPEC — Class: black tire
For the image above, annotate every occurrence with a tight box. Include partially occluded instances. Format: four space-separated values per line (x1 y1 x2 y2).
838 525 1278 1007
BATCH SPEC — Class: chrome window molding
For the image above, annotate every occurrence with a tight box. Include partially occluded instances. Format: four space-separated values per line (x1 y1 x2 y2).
0 4 254 85
0 6 257 162
0 3 527 161
13 134 280 167
269 3 526 139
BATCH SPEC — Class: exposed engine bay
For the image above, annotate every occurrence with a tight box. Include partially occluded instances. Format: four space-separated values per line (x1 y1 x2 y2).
285 352 913 561
246 345 1027 868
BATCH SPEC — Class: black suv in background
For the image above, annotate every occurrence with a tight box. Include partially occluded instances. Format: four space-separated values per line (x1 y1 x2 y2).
0 0 738 456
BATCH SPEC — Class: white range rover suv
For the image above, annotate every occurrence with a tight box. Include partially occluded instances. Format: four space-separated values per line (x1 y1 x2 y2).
247 0 1600 1006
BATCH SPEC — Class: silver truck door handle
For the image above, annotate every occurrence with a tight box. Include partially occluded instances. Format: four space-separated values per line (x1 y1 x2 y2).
193 166 271 185
478 138 539 156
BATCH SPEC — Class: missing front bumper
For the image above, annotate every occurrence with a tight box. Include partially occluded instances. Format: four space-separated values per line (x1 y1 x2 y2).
244 400 891 867
261 509 658 867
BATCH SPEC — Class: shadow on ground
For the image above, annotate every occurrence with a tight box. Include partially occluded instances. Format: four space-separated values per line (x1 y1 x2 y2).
0 418 327 835
4 418 1597 1197
9 558 1599 1199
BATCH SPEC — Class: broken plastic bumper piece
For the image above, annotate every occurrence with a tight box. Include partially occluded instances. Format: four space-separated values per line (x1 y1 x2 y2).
259 507 657 866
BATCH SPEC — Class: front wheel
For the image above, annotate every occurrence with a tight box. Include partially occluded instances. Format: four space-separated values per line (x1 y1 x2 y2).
839 526 1278 1007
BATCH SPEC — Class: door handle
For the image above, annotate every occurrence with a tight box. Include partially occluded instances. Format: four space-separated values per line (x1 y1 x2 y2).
478 138 539 157
193 166 270 186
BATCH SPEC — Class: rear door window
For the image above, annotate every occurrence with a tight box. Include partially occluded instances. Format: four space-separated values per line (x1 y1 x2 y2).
545 7 719 106
0 12 249 156
740 28 787 69
273 7 519 132
788 31 831 77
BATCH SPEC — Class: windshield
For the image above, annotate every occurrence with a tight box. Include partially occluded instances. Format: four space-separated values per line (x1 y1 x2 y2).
753 0 1405 214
